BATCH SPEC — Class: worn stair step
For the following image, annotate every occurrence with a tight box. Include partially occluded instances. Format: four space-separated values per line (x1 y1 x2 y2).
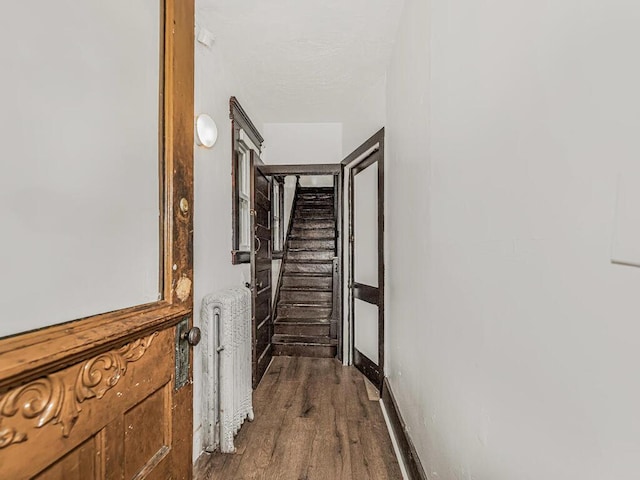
274 322 331 337
296 206 333 213
296 207 333 212
288 239 335 250
297 200 333 206
272 334 335 345
277 305 332 318
289 233 335 242
297 197 333 203
279 300 332 308
279 290 332 303
294 216 335 224
291 218 336 227
272 343 337 358
282 275 332 289
282 271 332 279
274 316 331 323
284 262 333 274
299 189 333 194
280 284 332 292
287 250 335 262
291 222 335 231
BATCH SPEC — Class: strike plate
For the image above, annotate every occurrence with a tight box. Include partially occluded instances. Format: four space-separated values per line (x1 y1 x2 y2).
175 317 190 389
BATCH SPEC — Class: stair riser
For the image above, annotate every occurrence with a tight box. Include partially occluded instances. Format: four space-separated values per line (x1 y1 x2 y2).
288 239 335 250
284 263 333 274
278 306 332 318
291 225 335 235
298 193 333 198
296 207 333 214
287 251 335 262
293 216 335 225
280 291 332 303
282 276 332 289
274 324 331 336
296 201 333 207
273 344 337 358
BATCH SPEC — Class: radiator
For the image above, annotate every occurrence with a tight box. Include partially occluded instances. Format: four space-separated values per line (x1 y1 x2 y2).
201 287 254 453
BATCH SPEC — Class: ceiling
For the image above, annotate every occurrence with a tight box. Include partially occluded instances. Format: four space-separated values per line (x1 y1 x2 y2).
197 0 403 123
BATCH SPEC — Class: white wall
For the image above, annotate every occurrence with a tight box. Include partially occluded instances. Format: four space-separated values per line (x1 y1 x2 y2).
387 0 640 478
0 1 161 338
341 75 387 157
192 18 265 459
263 123 342 187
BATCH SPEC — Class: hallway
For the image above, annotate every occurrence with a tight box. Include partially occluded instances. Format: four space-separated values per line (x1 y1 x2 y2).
195 357 402 480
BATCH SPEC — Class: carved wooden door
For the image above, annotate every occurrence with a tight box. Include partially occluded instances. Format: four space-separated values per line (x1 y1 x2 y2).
0 0 196 478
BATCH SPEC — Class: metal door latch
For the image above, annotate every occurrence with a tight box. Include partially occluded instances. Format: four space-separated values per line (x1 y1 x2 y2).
175 317 199 389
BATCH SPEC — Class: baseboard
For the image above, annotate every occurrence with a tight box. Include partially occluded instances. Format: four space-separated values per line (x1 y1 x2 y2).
381 378 428 480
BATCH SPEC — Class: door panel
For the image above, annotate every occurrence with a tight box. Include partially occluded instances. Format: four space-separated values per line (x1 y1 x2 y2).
251 152 273 388
0 0 195 477
1 323 190 479
345 129 385 389
354 162 379 288
354 299 379 363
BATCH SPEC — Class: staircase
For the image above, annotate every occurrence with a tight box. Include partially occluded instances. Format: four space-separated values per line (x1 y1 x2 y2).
273 187 338 358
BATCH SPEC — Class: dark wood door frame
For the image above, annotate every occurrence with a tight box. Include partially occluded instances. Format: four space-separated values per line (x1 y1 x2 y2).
265 171 345 362
342 128 385 390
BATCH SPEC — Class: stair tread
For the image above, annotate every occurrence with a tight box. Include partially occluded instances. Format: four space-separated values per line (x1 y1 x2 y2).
285 260 334 265
288 237 335 242
275 317 332 324
281 286 332 292
283 273 332 278
279 302 332 307
272 335 337 346
287 248 335 253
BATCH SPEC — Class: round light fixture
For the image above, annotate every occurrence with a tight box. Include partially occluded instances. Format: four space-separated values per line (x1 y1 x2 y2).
195 114 218 148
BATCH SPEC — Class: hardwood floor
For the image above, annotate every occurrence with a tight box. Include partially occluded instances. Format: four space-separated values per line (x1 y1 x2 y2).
195 356 402 480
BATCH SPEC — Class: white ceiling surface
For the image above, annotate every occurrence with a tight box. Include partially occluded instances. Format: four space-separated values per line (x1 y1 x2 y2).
197 0 403 123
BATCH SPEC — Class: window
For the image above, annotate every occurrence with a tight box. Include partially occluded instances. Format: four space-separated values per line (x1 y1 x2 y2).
230 97 263 264
272 177 285 257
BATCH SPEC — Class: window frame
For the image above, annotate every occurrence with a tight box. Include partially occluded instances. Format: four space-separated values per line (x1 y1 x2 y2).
230 97 264 264
271 176 285 258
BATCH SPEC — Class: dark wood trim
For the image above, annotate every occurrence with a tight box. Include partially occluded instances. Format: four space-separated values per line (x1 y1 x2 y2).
163 0 194 308
271 176 285 256
382 378 429 480
272 178 300 321
229 96 264 149
341 128 384 166
230 97 263 264
260 163 341 176
352 149 382 175
231 250 251 264
348 163 355 367
335 172 344 362
346 128 385 389
353 348 380 389
353 283 379 305
377 129 385 390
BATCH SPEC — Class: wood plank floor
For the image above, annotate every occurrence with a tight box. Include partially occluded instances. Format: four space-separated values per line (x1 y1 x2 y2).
195 356 402 480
